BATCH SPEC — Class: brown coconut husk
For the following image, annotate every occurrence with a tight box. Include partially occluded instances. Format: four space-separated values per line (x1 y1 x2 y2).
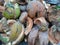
48 28 60 44
34 17 48 31
27 1 46 19
28 17 49 45
25 17 33 35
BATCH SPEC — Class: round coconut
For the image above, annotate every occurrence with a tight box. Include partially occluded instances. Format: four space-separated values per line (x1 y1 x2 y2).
3 3 20 19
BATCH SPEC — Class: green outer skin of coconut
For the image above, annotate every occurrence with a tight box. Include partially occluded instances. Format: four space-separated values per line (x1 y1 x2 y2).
9 22 24 42
3 3 20 19
12 25 25 44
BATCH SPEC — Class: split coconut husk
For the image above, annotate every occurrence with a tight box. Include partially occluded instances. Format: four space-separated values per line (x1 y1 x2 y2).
28 25 39 45
27 1 46 18
34 17 48 31
28 17 49 45
25 17 33 35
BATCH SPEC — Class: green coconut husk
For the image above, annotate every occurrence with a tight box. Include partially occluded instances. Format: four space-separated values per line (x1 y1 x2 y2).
3 3 20 19
9 22 24 42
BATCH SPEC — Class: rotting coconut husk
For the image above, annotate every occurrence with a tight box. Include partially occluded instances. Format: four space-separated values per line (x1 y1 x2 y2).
28 17 49 45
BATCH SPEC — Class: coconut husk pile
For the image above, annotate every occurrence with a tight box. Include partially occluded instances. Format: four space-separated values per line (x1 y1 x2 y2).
0 0 60 45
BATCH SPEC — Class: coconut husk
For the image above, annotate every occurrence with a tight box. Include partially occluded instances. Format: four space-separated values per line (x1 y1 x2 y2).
34 17 48 31
28 26 39 45
27 1 46 19
9 22 24 44
25 17 33 35
48 28 60 44
28 25 49 45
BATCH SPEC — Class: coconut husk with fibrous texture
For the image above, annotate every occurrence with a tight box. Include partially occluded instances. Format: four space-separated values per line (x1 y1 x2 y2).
47 6 60 22
12 24 24 45
25 17 33 35
28 25 39 45
28 17 49 45
48 6 60 44
35 17 49 45
9 22 24 44
34 17 48 31
48 21 60 44
28 25 49 45
9 22 22 41
27 1 46 19
48 28 60 45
